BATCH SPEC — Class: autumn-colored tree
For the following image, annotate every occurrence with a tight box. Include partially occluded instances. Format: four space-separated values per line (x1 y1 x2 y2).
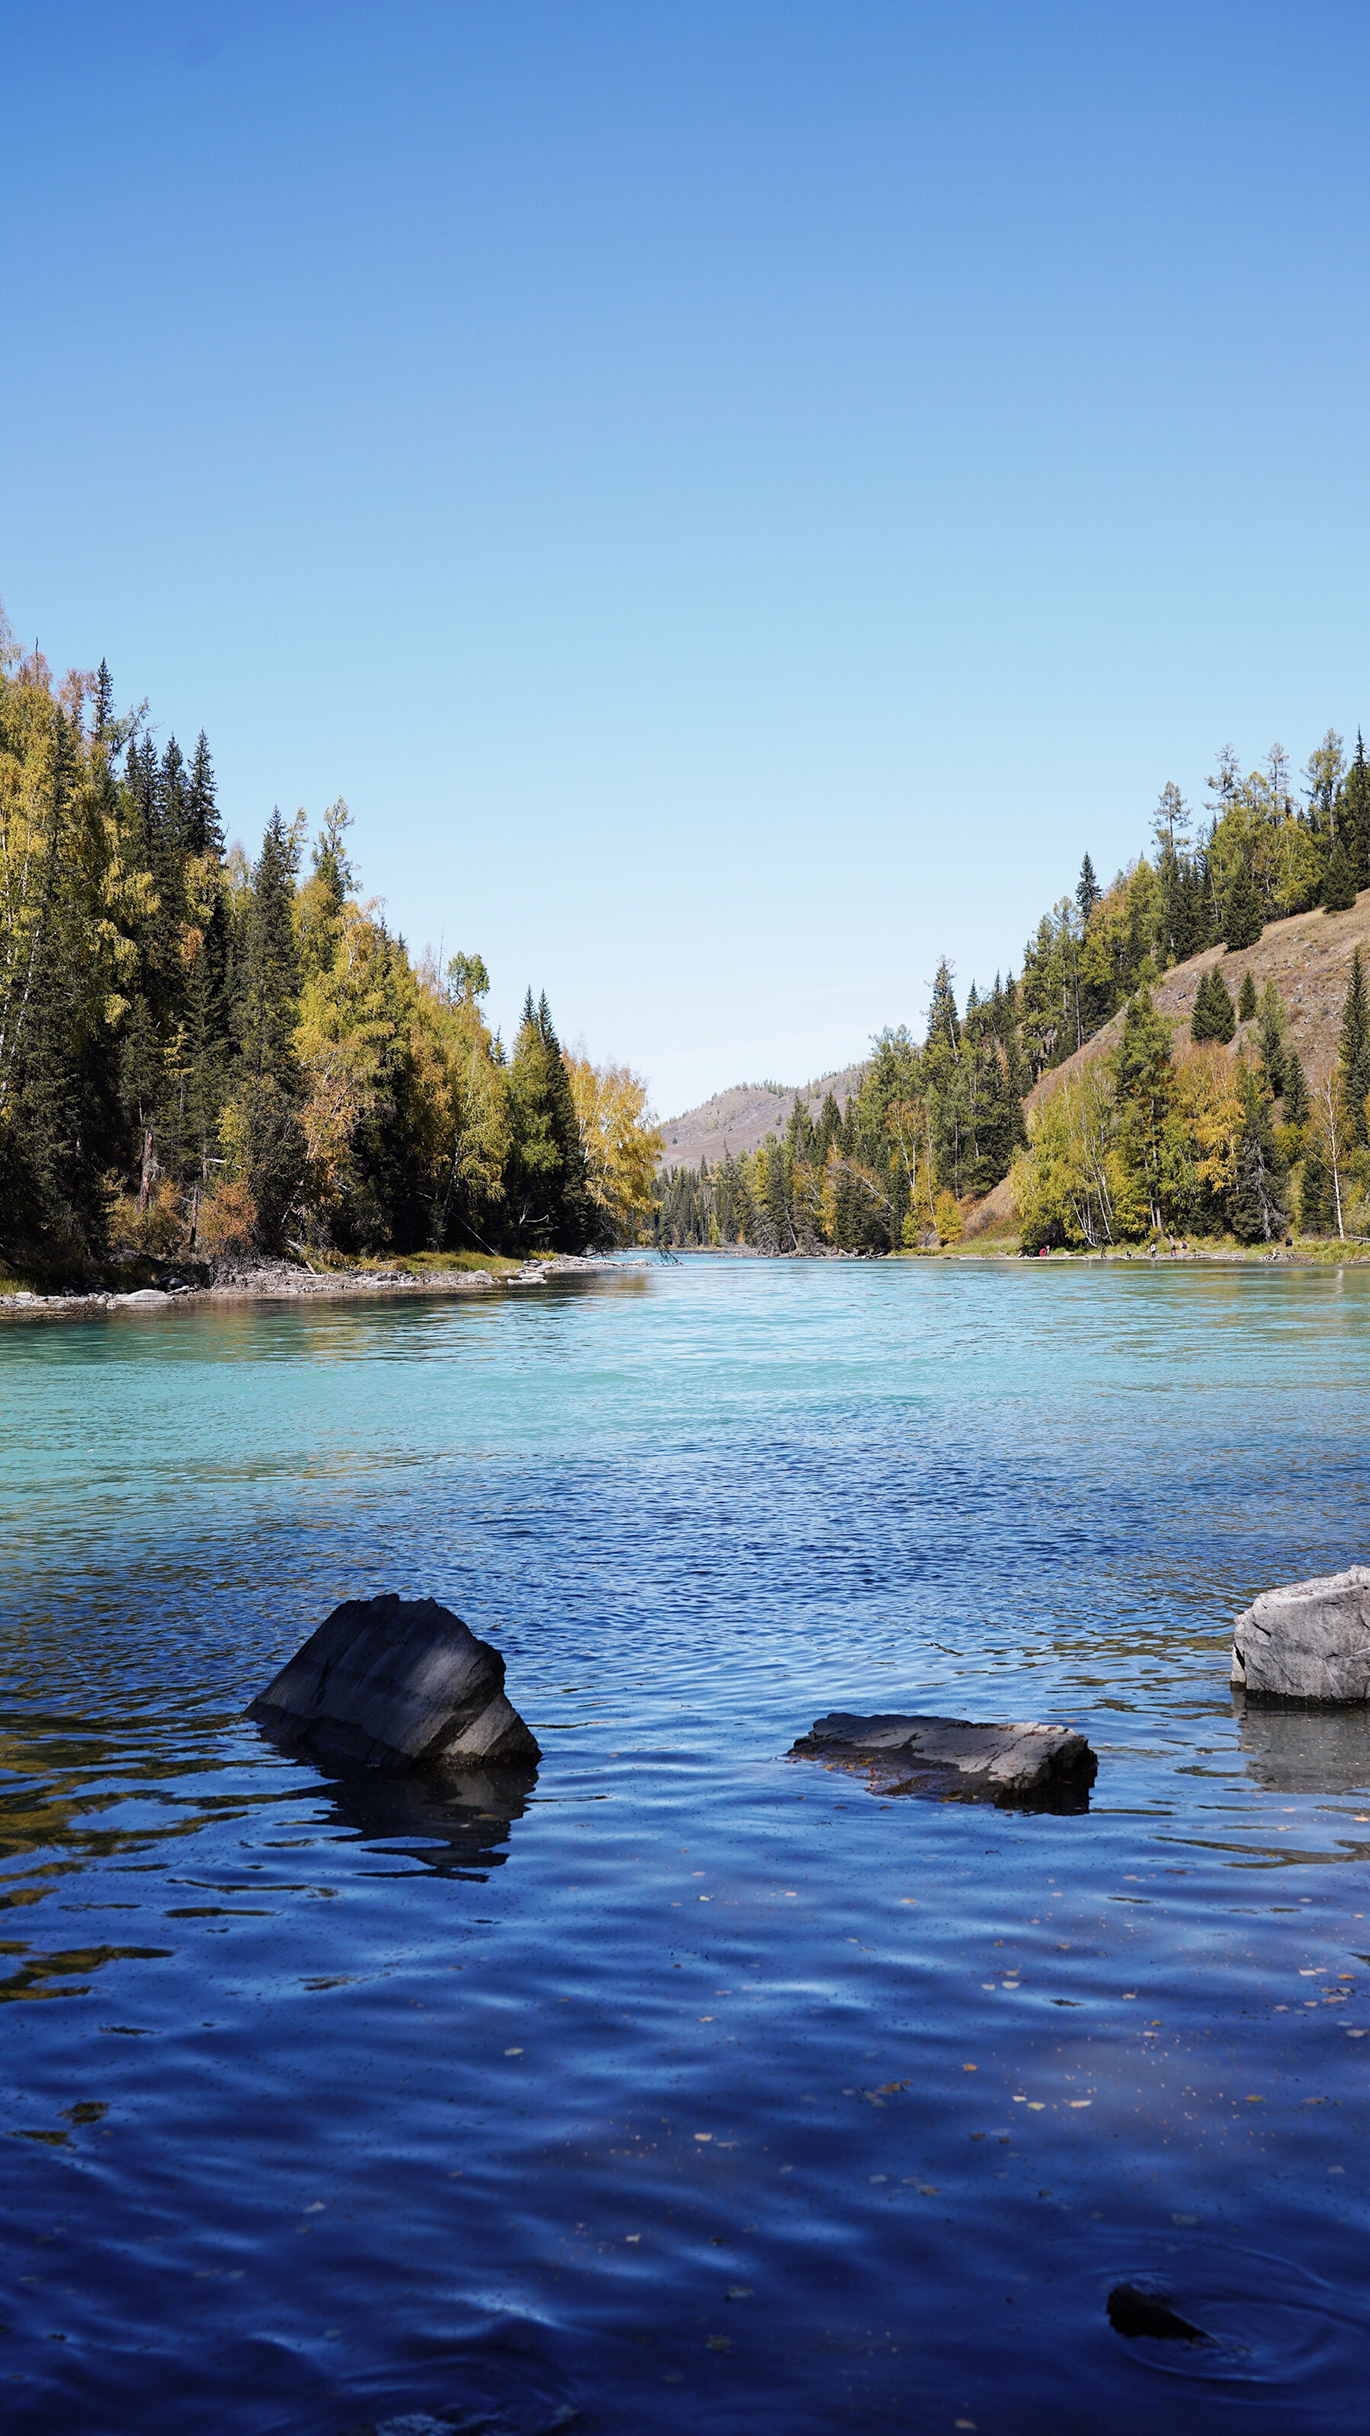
565 1054 661 1244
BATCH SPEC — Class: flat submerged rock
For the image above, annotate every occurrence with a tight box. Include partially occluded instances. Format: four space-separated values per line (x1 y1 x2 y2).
248 1593 540 1769
1232 1567 1370 1702
789 1711 1096 1808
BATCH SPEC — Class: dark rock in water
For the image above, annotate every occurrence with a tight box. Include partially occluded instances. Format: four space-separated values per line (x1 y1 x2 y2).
1107 2284 1206 2343
789 1713 1095 1808
1231 1567 1370 1702
247 1594 540 1768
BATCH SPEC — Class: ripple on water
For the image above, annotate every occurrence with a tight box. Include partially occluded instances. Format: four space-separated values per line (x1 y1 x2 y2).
1 1261 1369 2434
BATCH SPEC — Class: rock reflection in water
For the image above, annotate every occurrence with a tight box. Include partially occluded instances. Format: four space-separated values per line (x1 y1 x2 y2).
1233 1692 1370 1795
295 1752 539 1878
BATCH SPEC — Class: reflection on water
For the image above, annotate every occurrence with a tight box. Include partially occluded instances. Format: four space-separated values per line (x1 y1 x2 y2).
296 1751 540 1878
2 1261 1370 2436
1235 1692 1370 1794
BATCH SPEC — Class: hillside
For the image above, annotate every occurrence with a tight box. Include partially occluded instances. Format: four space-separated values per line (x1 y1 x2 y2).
658 1063 870 1171
966 885 1370 1238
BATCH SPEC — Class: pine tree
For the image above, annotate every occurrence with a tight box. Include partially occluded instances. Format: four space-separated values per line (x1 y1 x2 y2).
1222 863 1264 950
925 957 961 1056
1323 830 1357 912
1255 981 1287 1098
1075 853 1101 925
161 738 191 858
1238 969 1258 1022
1339 945 1370 1147
241 812 301 1085
815 1091 841 1167
1191 965 1236 1044
1111 989 1175 1233
506 991 590 1249
1283 1050 1310 1127
1299 1129 1333 1233
186 733 223 857
1227 1062 1288 1243
1343 731 1370 888
222 810 306 1245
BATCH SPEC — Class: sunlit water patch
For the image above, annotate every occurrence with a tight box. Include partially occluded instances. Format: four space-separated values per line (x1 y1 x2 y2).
2 1260 1369 2433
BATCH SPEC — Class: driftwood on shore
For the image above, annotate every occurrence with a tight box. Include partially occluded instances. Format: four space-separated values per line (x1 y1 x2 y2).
248 1594 540 1769
789 1711 1096 1808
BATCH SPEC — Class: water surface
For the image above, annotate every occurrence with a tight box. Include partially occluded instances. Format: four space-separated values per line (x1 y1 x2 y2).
3 1259 1369 2434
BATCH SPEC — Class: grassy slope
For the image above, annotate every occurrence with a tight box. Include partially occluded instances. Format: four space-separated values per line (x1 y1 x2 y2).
963 884 1370 1243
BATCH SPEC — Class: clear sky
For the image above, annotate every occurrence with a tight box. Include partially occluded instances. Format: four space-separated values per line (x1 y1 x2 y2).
4 2 1368 1114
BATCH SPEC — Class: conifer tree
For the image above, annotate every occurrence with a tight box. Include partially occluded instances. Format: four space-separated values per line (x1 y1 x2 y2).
186 732 223 857
506 990 590 1249
1222 862 1264 950
222 810 306 1244
1283 1049 1310 1128
1228 1062 1287 1243
1238 970 1258 1022
1075 853 1101 925
815 1090 841 1167
1255 981 1287 1098
1323 830 1357 912
1191 965 1236 1044
1339 946 1370 1147
1343 731 1370 887
1298 1129 1333 1233
241 811 302 1086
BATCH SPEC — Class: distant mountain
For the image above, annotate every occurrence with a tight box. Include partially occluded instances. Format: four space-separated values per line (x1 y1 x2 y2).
657 1063 870 1171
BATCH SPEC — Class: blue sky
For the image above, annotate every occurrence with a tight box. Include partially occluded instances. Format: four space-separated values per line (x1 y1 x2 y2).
4 2 1368 1113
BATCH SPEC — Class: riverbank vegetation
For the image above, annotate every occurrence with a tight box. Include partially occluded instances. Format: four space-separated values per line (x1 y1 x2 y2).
0 626 660 1280
654 737 1370 1254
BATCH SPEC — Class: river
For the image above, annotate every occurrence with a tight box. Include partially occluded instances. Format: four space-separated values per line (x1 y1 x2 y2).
2 1258 1369 2433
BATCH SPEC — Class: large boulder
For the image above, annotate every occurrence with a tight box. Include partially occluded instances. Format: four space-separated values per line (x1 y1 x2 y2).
1231 1568 1370 1701
789 1711 1096 1807
248 1594 540 1767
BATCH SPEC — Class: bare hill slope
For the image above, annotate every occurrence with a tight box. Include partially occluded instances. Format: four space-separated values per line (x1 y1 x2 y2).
658 1063 869 1171
967 885 1370 1237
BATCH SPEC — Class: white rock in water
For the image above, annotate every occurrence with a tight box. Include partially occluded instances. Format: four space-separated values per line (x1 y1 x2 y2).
789 1711 1095 1806
248 1593 540 1767
1231 1568 1370 1701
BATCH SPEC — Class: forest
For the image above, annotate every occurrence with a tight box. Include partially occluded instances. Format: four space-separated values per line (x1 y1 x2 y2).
653 736 1370 1254
0 627 660 1279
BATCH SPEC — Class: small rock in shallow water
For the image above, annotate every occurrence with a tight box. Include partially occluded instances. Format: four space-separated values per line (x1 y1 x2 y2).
1231 1567 1370 1701
788 1713 1095 1807
248 1594 540 1768
1107 2284 1207 2343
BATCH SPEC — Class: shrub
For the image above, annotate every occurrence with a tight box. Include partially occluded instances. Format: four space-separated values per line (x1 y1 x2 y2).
934 1188 964 1246
108 1181 186 1259
195 1182 259 1257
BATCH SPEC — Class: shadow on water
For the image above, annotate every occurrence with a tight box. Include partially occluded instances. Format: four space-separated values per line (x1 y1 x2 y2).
268 1741 542 1879
1233 1692 1370 1794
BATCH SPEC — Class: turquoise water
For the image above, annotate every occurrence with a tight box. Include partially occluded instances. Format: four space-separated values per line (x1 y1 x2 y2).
2 1259 1370 2434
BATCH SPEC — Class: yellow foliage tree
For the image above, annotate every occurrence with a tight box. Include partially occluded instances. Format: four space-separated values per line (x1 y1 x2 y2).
565 1054 662 1243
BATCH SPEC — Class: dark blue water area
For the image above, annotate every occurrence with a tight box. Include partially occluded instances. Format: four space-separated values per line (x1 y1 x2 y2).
2 1257 1370 2435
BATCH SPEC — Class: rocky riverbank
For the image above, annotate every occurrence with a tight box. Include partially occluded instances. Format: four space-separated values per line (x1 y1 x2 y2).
0 1251 637 1322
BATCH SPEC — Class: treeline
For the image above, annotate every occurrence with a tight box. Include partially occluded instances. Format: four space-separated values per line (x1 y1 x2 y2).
654 733 1370 1253
0 628 659 1277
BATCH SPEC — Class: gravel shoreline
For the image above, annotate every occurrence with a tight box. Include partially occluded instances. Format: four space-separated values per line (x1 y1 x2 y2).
0 1252 641 1322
